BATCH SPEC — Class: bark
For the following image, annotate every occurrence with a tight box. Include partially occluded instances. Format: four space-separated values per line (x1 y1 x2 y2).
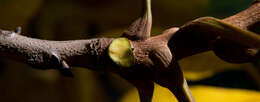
0 30 113 71
169 1 260 63
0 0 260 102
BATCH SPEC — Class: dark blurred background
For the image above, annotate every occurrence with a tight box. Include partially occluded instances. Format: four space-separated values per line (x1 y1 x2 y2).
0 0 259 102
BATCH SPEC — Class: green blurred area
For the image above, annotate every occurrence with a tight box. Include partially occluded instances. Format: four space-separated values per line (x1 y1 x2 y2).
0 0 259 102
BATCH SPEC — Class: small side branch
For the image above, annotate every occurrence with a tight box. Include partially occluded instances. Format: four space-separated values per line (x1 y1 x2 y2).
122 0 152 40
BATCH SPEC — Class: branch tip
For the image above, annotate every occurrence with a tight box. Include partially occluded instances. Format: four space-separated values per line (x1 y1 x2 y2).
122 0 152 40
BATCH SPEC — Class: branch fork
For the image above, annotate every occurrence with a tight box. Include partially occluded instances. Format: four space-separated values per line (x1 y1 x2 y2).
0 0 260 102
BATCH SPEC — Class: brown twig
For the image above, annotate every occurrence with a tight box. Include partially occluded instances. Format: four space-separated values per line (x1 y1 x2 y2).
0 30 113 71
0 0 260 102
168 1 260 63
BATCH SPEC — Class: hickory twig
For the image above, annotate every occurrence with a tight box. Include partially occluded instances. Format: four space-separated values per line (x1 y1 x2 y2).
0 0 260 102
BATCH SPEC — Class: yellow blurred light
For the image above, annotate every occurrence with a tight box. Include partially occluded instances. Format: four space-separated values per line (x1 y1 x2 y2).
120 84 260 102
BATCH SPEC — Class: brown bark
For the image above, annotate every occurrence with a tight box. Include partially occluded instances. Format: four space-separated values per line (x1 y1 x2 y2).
0 0 260 102
169 1 260 63
0 30 113 71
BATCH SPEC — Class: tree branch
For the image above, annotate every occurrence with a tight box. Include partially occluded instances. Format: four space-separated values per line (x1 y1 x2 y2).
223 0 260 30
168 1 260 63
0 29 113 71
0 0 260 102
